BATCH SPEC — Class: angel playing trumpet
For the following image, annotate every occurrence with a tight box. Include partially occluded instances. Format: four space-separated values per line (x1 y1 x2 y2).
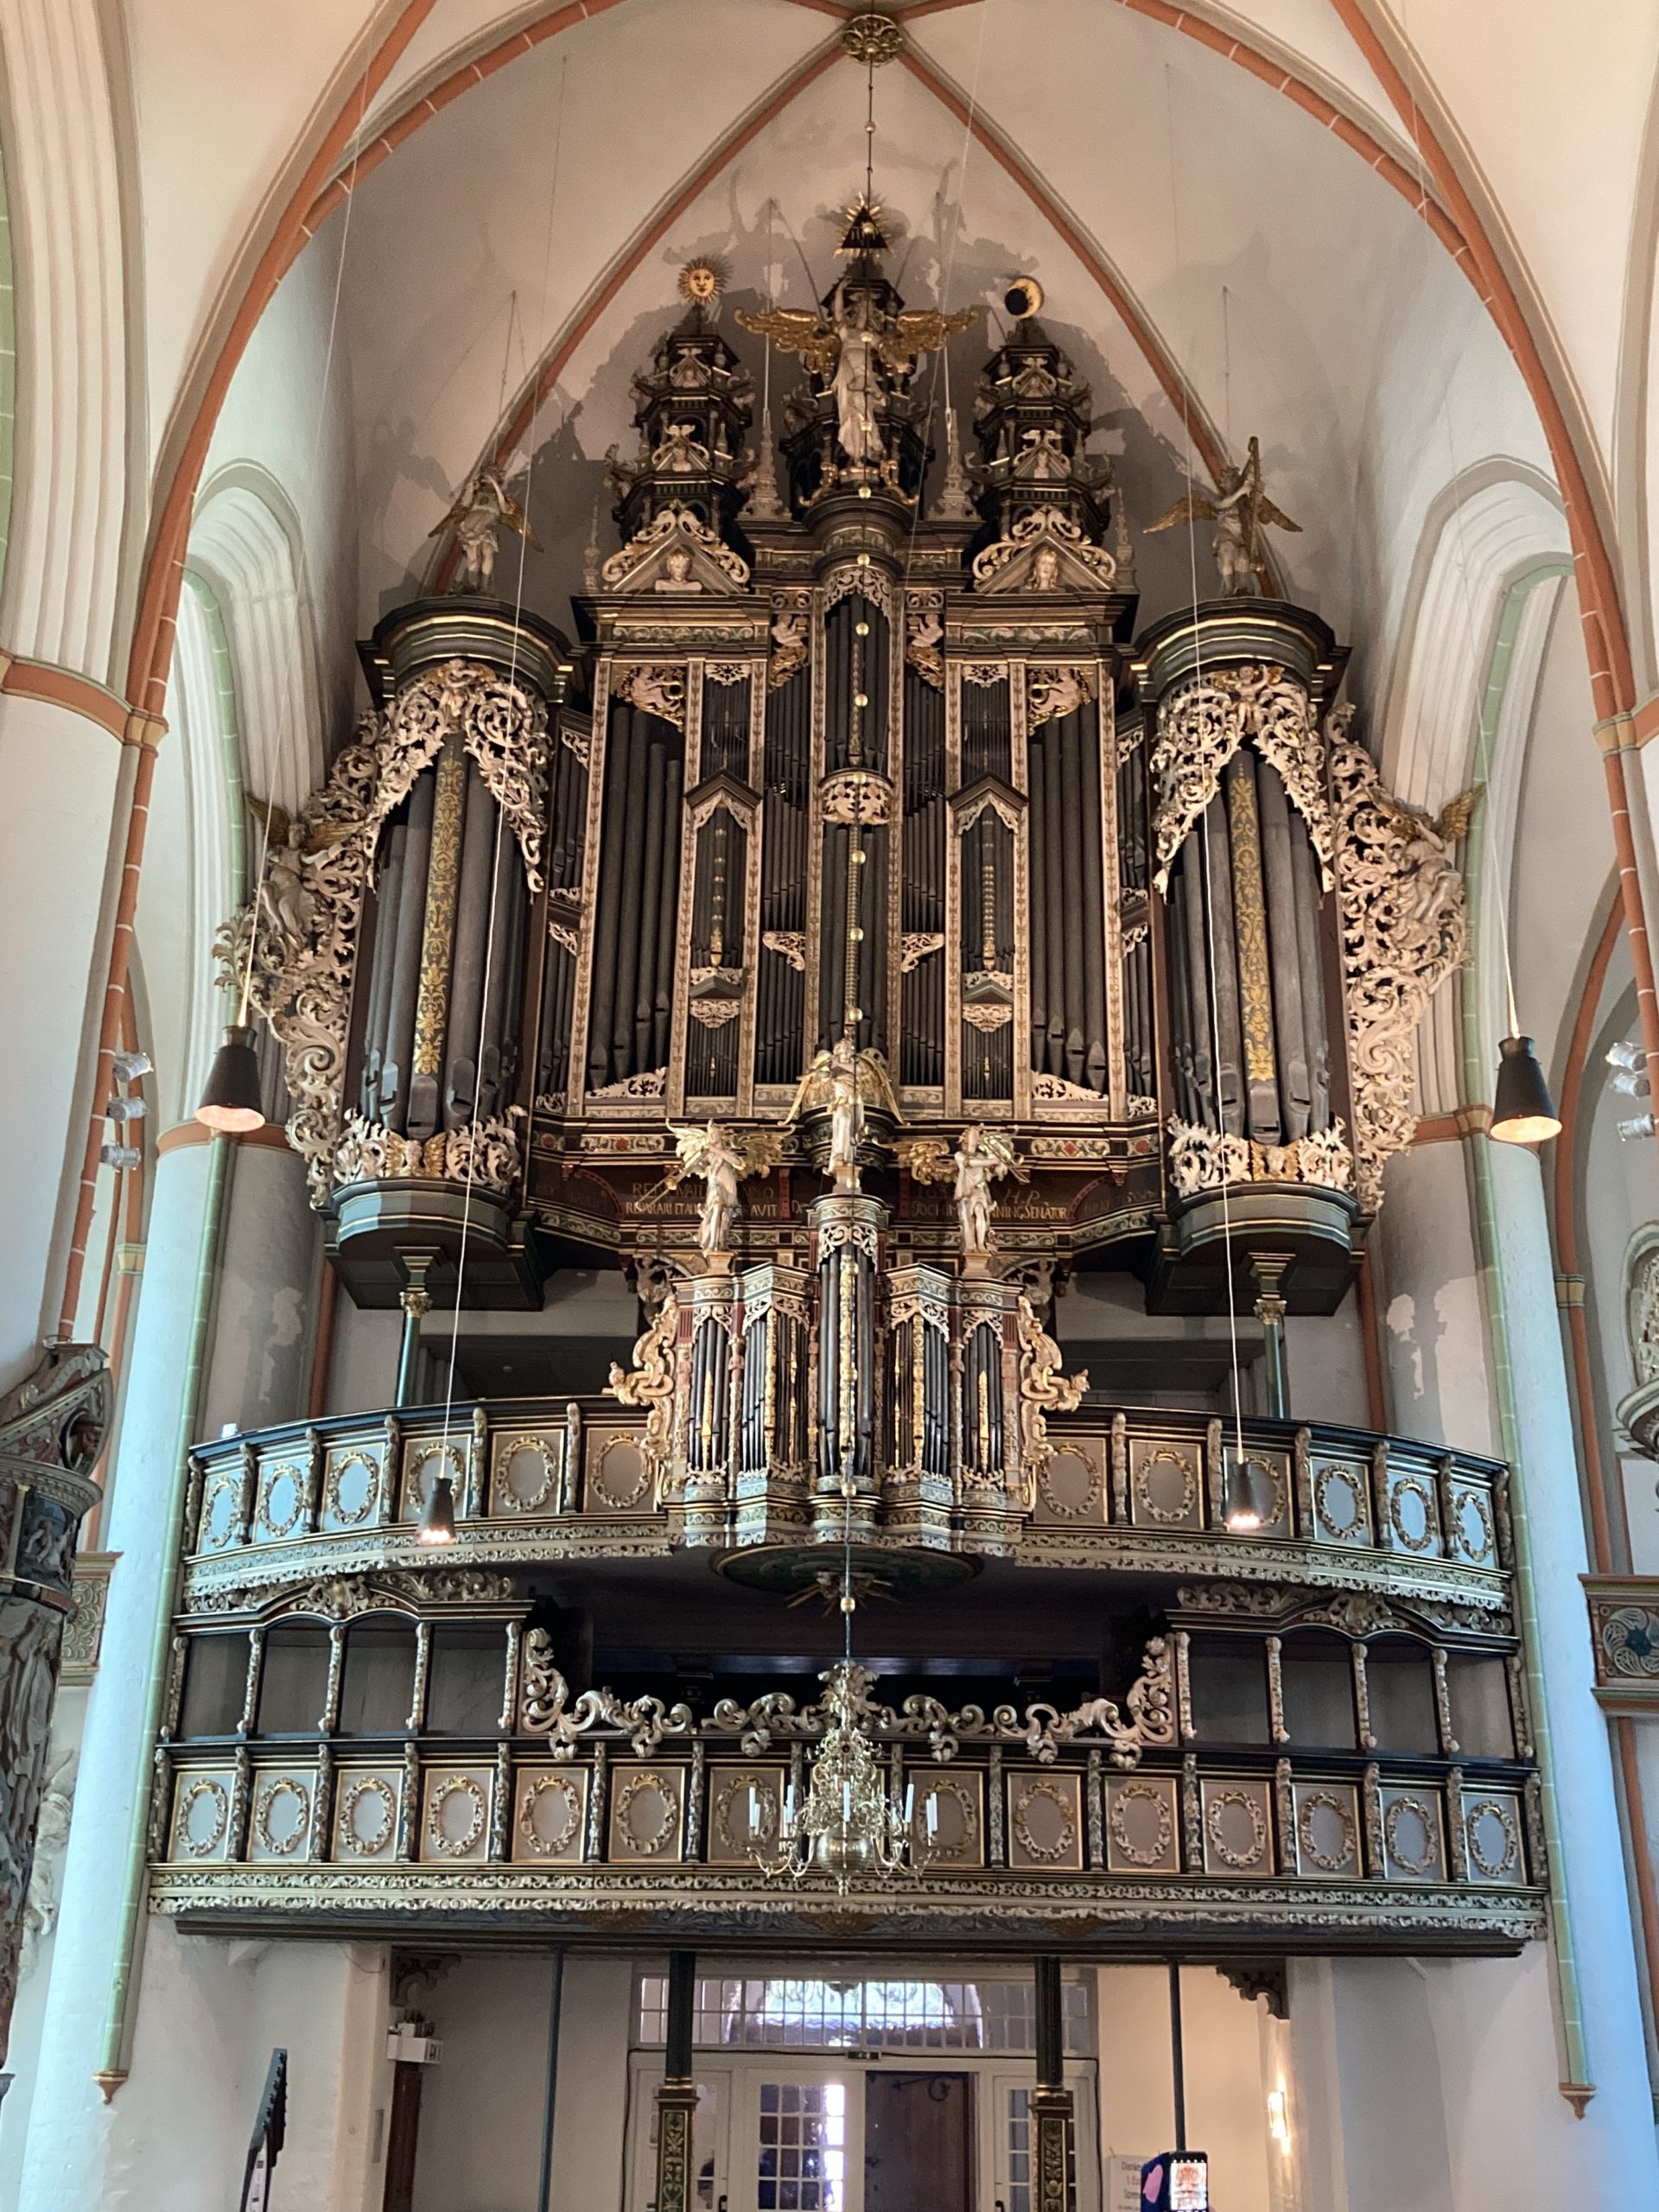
656 1122 785 1263
1148 435 1300 598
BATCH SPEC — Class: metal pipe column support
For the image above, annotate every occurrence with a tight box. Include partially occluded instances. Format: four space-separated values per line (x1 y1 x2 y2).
655 1952 699 2212
1032 1955 1072 2212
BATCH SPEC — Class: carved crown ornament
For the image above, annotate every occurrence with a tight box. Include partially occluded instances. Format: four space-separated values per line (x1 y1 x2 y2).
215 658 550 1205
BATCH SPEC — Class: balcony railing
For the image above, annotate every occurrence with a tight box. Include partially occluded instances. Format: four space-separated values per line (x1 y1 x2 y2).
182 1397 1514 1621
150 1630 1541 1947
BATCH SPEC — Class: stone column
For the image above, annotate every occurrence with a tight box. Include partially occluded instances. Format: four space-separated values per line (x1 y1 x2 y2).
1482 1139 1659 2171
14 1137 217 2208
199 1130 317 1437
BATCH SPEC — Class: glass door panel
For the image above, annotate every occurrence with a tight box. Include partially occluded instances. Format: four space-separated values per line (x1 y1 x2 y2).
735 2067 863 2212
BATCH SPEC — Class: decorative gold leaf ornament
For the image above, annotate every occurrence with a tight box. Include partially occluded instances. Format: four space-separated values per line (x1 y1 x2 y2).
842 13 904 67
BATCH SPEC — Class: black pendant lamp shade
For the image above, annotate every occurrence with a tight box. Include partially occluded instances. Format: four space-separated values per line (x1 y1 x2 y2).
1491 1033 1561 1146
416 1471 458 1547
1222 1446 1266 1532
194 1024 266 1134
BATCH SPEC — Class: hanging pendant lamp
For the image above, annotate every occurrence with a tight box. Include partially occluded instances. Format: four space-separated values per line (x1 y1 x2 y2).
416 1471 457 1547
1491 1033 1560 1145
1491 973 1560 1146
194 1024 266 1133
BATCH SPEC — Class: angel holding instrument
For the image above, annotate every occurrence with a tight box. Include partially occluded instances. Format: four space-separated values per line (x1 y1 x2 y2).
658 1122 785 1262
429 467 542 593
897 1122 1027 1262
1147 435 1300 598
738 285 980 470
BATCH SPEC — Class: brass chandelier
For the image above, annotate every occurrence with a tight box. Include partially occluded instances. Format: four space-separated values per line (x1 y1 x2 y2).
749 1444 934 1892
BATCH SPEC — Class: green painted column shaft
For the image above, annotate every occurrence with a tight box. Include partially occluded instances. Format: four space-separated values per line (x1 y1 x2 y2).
1459 560 1589 2094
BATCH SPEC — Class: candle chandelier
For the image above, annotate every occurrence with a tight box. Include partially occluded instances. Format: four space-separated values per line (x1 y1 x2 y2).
747 1321 934 1885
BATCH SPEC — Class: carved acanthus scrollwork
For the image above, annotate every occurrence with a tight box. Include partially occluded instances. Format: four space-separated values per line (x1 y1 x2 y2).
612 663 687 727
332 1109 524 1197
604 1293 680 1481
215 660 550 1204
599 500 752 594
1166 1117 1354 1198
1016 1296 1088 1481
1328 712 1470 1211
1026 665 1096 728
762 931 807 972
516 1646 1174 1770
520 1628 696 1754
970 507 1118 593
1150 662 1333 893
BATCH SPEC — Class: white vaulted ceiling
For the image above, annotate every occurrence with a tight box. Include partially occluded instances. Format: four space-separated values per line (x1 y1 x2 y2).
46 0 1659 711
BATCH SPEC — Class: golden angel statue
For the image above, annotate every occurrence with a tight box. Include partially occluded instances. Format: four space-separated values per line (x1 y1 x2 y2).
898 1123 1027 1262
429 467 542 592
786 1037 901 1187
739 282 979 468
659 1122 785 1262
1147 435 1300 598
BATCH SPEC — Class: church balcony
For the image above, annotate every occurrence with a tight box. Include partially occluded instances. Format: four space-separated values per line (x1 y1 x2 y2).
181 1396 1513 1618
151 1397 1540 1953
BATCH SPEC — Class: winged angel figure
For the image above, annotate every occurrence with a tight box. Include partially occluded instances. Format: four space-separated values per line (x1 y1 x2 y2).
658 1122 785 1262
1148 435 1300 597
787 1037 902 1186
244 795 357 957
898 1123 1027 1261
738 285 980 467
1366 779 1484 932
429 467 542 591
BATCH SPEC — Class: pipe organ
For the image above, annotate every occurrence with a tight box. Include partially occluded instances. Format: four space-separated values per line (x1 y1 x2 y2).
190 203 1529 1968
234 205 1471 1344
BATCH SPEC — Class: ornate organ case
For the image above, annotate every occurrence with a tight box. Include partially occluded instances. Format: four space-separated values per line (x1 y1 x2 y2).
241 252 1469 1330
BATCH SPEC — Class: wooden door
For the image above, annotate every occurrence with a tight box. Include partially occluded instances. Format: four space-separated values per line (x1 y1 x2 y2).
863 2073 973 2212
